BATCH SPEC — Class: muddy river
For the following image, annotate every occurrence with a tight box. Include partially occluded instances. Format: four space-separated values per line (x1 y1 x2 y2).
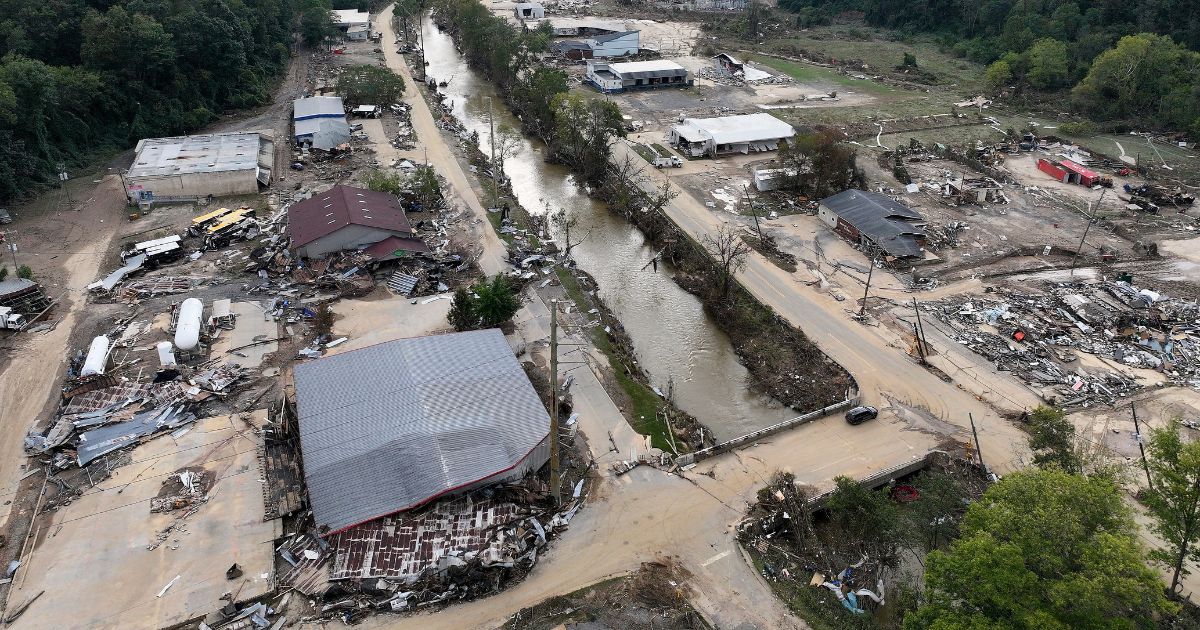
421 17 794 441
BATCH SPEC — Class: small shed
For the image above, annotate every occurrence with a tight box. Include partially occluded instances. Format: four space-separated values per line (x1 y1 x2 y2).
514 2 545 19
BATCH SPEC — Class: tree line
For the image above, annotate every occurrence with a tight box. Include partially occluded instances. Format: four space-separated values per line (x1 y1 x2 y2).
778 0 1200 137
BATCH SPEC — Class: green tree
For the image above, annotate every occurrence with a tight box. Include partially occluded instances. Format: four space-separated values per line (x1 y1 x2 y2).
825 475 899 556
16 264 31 279
405 165 442 210
550 92 624 185
447 288 477 331
0 266 8 281
905 469 1174 630
299 0 336 46
472 274 520 328
902 52 918 67
1027 405 1080 474
1026 38 1070 89
363 168 404 195
1074 33 1200 129
336 64 406 107
1145 418 1200 596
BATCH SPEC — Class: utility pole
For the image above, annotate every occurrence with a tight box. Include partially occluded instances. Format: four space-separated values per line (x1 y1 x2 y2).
912 322 926 363
969 412 985 472
745 184 763 243
488 96 498 208
1132 404 1154 491
549 299 561 506
858 259 875 317
1070 190 1106 276
912 297 929 364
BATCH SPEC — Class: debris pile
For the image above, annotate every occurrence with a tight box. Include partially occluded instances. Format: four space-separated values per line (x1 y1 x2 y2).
926 280 1200 404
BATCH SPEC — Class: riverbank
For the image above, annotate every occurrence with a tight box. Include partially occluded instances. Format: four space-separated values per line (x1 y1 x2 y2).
412 63 712 452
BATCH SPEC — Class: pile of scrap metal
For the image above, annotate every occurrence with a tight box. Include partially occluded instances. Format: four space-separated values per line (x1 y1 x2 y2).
942 177 1007 206
1122 183 1196 213
197 599 284 630
279 482 587 622
288 251 377 298
926 280 1200 404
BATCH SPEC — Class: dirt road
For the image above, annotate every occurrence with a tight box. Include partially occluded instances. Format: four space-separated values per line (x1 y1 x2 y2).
376 7 508 276
0 177 126 527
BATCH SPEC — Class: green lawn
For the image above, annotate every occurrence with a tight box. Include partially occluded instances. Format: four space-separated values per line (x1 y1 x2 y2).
750 54 900 97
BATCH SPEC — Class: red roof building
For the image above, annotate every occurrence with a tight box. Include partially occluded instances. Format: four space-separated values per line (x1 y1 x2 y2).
288 185 425 259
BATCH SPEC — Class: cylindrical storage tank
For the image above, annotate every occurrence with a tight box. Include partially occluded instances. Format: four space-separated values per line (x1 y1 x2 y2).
81 335 110 377
174 298 203 351
156 341 177 367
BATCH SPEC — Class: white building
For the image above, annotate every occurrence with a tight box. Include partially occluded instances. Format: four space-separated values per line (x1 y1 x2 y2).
585 59 689 93
123 132 274 201
555 30 640 60
333 9 370 40
514 2 545 19
293 96 351 151
670 113 795 157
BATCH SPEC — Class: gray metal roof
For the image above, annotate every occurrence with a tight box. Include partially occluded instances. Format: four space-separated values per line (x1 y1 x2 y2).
127 132 266 178
820 189 927 258
294 329 551 533
294 96 345 121
820 188 921 256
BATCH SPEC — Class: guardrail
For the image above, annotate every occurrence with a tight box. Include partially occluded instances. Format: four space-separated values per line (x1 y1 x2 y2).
675 389 860 467
804 451 944 511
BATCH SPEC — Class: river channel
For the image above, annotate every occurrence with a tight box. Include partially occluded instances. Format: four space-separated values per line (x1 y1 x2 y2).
420 17 794 441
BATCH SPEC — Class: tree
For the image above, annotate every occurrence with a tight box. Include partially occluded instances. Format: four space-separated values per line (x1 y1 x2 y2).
825 475 899 557
336 64 406 107
902 52 918 67
984 59 1013 93
447 288 477 331
550 205 588 258
16 264 31 279
1025 38 1069 89
702 224 750 298
0 266 7 281
1027 405 1080 474
405 165 442 210
472 274 520 328
550 92 625 185
905 469 1174 630
363 168 404 195
1145 418 1200 596
299 0 337 46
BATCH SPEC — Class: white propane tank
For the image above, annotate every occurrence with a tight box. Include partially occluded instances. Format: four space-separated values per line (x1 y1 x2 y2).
156 341 177 367
81 335 110 377
174 298 203 351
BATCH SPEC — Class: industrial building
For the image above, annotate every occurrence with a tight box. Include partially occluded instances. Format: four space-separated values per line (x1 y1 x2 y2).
123 132 273 202
333 9 370 40
293 329 552 534
584 59 689 93
288 184 427 260
669 113 794 157
817 189 927 260
513 1 545 19
554 30 640 60
293 96 351 151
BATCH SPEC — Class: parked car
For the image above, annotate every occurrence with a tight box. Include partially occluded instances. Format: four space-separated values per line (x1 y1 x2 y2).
845 406 878 425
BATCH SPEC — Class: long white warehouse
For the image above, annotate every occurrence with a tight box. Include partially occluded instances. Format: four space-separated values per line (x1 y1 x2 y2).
669 113 795 157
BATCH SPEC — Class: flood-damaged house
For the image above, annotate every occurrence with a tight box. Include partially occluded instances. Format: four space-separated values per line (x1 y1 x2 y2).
292 328 553 535
818 189 928 261
288 184 428 261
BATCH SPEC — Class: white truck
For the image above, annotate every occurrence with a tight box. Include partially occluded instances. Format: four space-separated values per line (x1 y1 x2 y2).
0 306 27 330
653 155 683 168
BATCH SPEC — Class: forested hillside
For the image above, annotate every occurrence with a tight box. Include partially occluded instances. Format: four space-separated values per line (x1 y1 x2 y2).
780 0 1200 136
0 0 339 203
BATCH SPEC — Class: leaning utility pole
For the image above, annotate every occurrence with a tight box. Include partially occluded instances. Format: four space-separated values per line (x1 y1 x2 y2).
1132 404 1153 491
549 299 561 506
858 260 875 317
1070 190 1106 276
969 412 985 472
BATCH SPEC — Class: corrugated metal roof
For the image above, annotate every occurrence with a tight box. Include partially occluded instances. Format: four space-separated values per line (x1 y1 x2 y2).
293 329 552 533
672 113 794 146
294 118 351 151
589 30 638 44
288 185 414 249
294 96 346 121
127 132 266 178
820 189 927 258
605 59 687 80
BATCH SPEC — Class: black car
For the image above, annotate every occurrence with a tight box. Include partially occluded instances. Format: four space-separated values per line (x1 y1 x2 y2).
845 406 879 425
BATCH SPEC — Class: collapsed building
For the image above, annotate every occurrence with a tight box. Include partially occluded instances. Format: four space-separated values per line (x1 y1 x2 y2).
294 96 352 152
669 113 795 158
333 9 370 40
287 184 428 261
123 132 274 202
553 30 640 60
818 189 928 262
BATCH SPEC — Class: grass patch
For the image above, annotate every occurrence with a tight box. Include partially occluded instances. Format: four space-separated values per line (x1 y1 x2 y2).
651 143 673 156
750 55 898 97
631 143 658 164
554 267 673 451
